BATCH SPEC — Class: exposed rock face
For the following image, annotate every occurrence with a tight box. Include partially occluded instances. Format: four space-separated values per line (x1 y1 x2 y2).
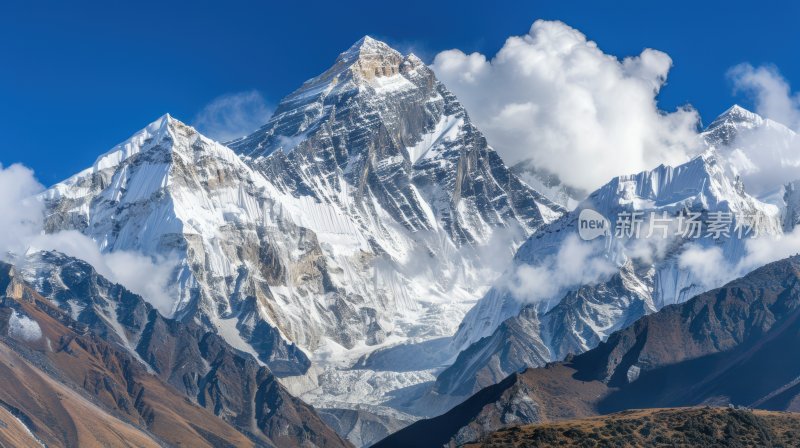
228 39 565 436
11 252 351 448
438 105 795 408
376 255 800 447
0 259 256 447
231 36 562 247
229 36 564 371
702 104 767 148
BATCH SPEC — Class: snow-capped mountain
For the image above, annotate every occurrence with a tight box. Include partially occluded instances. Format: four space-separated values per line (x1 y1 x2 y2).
435 148 782 403
226 36 563 418
40 36 564 443
703 104 800 206
230 36 562 246
37 34 799 445
42 114 314 375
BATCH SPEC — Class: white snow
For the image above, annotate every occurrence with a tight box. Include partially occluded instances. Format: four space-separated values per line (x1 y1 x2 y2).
406 114 463 164
369 73 416 95
8 311 42 342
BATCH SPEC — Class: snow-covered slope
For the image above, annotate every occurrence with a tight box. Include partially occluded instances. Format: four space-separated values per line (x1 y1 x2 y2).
435 150 783 404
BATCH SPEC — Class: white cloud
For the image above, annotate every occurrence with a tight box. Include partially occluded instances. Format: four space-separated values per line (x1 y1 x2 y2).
717 64 800 198
679 228 800 291
729 64 800 131
29 231 178 315
9 310 42 342
507 234 615 303
432 20 701 192
0 164 178 315
192 90 273 142
722 123 800 198
0 164 44 258
676 244 730 290
192 90 272 143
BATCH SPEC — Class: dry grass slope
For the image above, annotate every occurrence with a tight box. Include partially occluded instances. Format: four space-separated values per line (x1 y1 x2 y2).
466 407 800 448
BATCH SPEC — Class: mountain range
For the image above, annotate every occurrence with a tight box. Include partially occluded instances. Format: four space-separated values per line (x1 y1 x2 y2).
4 35 800 448
38 36 564 445
376 255 800 447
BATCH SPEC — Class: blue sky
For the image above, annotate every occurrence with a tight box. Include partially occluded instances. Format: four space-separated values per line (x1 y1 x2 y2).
1 0 798 184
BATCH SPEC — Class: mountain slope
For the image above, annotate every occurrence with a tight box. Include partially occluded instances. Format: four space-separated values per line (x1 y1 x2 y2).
230 36 562 246
10 252 351 448
430 266 650 403
376 255 800 447
230 36 564 358
0 260 258 447
465 407 800 448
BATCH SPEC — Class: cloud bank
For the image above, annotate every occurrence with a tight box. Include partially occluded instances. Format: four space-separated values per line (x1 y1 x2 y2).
0 164 44 258
0 164 178 315
432 20 701 192
679 228 800 291
193 90 273 142
507 235 615 304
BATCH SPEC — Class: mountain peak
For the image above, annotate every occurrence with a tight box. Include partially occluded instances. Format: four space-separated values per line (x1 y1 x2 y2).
703 104 765 147
710 104 763 128
60 113 208 180
327 35 408 83
725 104 750 115
341 35 400 61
